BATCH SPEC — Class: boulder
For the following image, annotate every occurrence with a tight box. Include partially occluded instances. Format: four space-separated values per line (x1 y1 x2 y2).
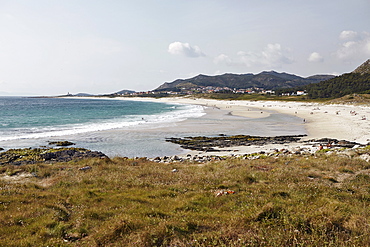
48 141 76 147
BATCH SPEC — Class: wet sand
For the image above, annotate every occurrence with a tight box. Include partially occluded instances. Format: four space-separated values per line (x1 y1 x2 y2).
117 97 370 156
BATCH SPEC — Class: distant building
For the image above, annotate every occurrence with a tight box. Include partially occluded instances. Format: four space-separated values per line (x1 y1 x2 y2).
296 91 306 96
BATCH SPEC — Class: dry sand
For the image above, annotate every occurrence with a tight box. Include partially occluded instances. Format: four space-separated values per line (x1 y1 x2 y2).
155 97 370 143
122 97 370 156
88 96 370 156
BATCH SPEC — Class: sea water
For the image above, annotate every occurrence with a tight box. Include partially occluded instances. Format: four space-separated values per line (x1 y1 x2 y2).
0 97 306 157
0 97 204 141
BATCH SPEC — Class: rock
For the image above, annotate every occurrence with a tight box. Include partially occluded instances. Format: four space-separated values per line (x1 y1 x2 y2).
359 154 370 162
79 166 92 171
41 149 107 163
0 147 108 166
173 156 181 161
165 134 307 152
48 141 76 147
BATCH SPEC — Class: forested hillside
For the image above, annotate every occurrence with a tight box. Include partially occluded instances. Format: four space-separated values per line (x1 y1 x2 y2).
277 59 370 99
306 72 370 99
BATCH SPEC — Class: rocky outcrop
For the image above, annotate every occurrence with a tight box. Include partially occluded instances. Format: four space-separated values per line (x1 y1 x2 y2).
40 149 107 163
166 134 366 153
0 147 108 166
166 135 308 152
303 138 363 148
151 137 368 163
48 141 76 147
353 59 370 75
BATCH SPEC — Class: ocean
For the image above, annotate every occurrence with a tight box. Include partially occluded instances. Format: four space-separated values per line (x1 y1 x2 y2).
0 97 306 157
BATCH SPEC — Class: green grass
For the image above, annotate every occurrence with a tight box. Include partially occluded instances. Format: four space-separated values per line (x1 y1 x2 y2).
1 152 370 246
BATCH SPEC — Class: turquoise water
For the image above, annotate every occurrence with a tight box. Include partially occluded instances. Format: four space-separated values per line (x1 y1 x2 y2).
0 97 306 157
0 97 204 142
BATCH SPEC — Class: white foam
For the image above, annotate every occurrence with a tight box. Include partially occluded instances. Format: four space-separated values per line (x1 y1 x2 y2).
0 104 205 141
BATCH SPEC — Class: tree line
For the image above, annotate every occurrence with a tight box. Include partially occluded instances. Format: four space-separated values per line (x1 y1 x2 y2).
277 73 370 99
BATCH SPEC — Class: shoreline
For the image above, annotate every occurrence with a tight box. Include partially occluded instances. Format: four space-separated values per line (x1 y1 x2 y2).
150 97 370 143
3 96 369 158
106 96 370 157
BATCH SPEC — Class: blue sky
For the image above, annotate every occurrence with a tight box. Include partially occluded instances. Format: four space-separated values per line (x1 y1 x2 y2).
0 0 369 95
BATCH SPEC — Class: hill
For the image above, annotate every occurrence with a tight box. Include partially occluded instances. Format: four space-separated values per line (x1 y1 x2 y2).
114 89 136 95
155 71 334 91
305 59 370 99
353 59 370 74
74 93 94 97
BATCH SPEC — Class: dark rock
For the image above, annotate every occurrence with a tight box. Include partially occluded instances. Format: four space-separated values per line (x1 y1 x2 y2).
48 141 76 147
173 156 181 161
305 138 364 148
41 149 107 163
0 147 108 166
166 134 307 152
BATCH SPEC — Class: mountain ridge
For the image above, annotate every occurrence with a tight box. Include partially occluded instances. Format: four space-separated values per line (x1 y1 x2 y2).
155 71 334 91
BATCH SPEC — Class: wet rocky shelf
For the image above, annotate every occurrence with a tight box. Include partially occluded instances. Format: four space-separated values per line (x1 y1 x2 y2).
166 134 308 152
165 134 365 152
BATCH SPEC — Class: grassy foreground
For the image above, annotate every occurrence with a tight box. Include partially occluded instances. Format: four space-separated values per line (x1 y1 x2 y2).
1 151 370 246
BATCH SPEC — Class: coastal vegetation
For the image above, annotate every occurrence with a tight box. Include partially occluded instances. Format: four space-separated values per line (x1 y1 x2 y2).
1 60 370 246
2 146 370 246
305 73 370 99
277 59 370 100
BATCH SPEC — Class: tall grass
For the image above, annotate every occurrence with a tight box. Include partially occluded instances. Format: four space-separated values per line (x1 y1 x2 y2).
1 153 370 246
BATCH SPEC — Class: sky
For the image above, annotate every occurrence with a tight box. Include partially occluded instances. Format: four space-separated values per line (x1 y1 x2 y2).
0 0 369 96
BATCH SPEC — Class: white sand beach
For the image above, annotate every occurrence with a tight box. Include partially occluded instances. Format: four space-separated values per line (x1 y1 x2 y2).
124 97 370 144
69 96 370 157
118 97 370 156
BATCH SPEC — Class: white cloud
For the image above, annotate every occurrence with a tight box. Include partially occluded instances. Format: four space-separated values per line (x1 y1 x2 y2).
168 42 205 58
339 30 359 40
215 43 293 69
308 52 324 62
213 54 233 65
336 31 370 61
240 43 293 68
